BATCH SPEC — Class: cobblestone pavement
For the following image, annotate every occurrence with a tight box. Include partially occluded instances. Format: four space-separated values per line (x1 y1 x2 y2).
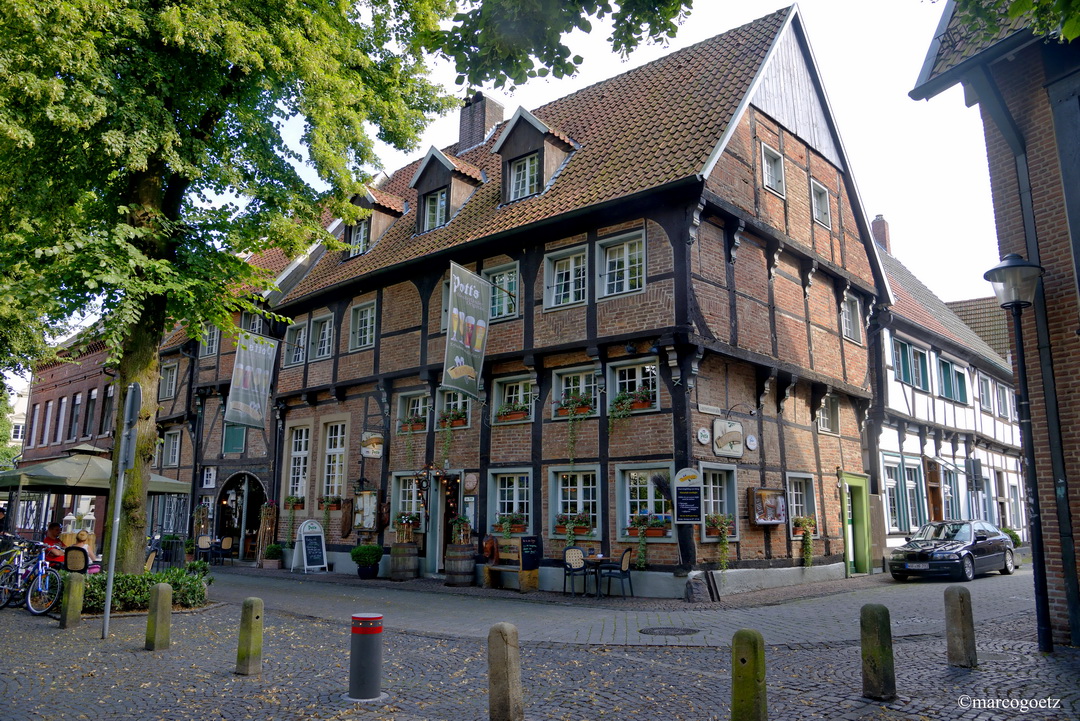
0 566 1076 720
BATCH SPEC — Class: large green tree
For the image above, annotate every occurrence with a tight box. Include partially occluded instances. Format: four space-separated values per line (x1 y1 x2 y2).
0 0 691 572
952 0 1080 41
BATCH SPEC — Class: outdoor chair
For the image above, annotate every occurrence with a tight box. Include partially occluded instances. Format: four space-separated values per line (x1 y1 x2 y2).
64 546 89 574
562 546 589 597
211 535 235 566
195 534 213 563
598 548 634 598
143 549 157 573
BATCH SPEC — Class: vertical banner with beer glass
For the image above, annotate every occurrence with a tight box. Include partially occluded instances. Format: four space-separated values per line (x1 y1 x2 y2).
224 331 279 427
443 262 492 400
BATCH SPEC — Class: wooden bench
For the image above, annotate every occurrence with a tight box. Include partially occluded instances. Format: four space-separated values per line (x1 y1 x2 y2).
482 537 538 593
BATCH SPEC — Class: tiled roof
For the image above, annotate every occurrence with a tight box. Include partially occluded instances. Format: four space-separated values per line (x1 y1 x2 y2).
946 296 1011 361
912 2 1032 97
161 324 189 350
368 187 406 214
446 154 484 183
247 248 292 277
283 6 790 305
879 247 1011 376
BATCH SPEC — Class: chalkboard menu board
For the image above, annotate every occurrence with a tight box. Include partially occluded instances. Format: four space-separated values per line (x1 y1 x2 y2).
675 487 703 523
519 535 541 571
295 520 327 573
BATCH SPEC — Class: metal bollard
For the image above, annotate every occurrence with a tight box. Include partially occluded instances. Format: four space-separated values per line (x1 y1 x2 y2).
344 613 388 703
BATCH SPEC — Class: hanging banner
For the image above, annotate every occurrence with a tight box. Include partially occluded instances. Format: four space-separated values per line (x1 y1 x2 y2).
224 331 279 427
442 262 492 400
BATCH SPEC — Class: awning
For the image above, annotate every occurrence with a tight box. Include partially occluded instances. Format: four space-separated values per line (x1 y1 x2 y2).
0 453 190 495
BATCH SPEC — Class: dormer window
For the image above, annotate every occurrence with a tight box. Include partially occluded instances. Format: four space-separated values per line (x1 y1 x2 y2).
423 187 448 231
348 220 370 257
509 153 539 200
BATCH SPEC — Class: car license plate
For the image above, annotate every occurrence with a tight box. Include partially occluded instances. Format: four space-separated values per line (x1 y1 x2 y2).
906 562 929 570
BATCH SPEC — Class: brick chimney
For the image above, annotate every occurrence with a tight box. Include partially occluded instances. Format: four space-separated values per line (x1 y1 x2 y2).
459 92 505 151
871 214 891 254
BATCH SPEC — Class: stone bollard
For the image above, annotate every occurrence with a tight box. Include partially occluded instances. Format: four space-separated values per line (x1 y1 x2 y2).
235 597 264 676
860 603 896 701
945 586 977 668
730 628 767 721
145 583 172 651
488 622 524 721
59 573 86 629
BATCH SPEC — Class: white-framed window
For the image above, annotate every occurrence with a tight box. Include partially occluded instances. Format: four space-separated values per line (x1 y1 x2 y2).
27 403 39 448
164 430 181 467
284 323 307 366
348 219 371 257
996 383 1012 419
786 473 816 534
817 395 839 434
599 232 644 298
423 187 448 231
68 392 81 440
494 471 531 527
508 153 539 200
241 311 264 335
841 295 861 343
484 263 519 320
42 400 54 446
399 393 430 431
322 422 346 497
938 359 968 403
83 389 97 438
553 368 598 417
200 324 220 357
609 360 659 411
159 364 178 400
98 387 114 436
703 465 737 536
979 375 994 413
884 464 901 532
811 179 830 227
310 316 334 360
12 423 25 442
288 426 310 497
349 302 376 350
623 468 672 533
944 469 961 519
893 338 929 391
202 466 217 489
492 377 534 423
904 465 923 531
438 389 470 427
54 396 67 444
545 247 587 308
554 469 599 529
394 474 423 527
762 143 785 196
222 423 246 454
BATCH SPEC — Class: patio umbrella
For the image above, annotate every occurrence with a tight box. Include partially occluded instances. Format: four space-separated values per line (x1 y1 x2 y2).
0 453 190 495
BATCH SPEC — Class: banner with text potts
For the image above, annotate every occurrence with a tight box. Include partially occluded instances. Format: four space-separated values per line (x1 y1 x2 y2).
224 331 278 428
442 262 492 400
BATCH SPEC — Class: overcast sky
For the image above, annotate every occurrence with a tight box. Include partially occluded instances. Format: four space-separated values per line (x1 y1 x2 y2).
368 0 999 304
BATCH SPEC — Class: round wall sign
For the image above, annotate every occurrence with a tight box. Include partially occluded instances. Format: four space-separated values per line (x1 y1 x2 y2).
746 434 758 451
696 427 711 445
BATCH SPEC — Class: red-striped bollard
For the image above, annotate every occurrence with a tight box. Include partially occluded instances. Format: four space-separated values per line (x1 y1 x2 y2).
346 613 386 703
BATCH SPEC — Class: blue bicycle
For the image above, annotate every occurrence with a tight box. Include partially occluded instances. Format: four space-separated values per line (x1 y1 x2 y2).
0 536 63 615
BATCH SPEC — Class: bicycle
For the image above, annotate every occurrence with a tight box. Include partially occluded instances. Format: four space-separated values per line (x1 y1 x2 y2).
0 538 63 615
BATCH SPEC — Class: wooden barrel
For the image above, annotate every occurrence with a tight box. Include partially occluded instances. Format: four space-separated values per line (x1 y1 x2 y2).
444 544 476 587
390 542 419 581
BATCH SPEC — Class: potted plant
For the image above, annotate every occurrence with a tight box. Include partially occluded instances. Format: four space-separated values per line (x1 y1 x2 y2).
705 513 735 537
284 495 305 511
350 544 383 579
396 511 420 542
450 515 471 544
555 512 592 546
626 513 670 537
494 399 531 423
318 495 343 511
494 512 527 538
556 391 594 417
263 543 283 570
792 516 817 535
399 413 426 433
438 407 468 428
608 387 655 432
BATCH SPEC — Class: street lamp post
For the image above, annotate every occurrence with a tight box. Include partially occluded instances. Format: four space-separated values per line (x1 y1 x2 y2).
984 254 1052 653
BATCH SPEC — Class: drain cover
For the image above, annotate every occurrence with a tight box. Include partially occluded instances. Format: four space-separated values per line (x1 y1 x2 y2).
639 627 700 636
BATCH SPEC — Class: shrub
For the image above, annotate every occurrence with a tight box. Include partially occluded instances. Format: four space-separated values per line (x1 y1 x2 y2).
350 544 383 567
1002 526 1022 547
78 563 212 613
264 543 284 560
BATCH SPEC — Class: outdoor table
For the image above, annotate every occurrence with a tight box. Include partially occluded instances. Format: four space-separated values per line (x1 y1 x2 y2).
583 555 608 598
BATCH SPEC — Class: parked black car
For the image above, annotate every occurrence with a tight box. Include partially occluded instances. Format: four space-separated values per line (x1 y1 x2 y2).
888 520 1016 582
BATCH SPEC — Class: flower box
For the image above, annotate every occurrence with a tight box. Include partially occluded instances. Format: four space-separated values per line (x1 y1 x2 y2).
555 525 591 536
319 502 341 511
556 406 593 417
492 524 527 534
400 422 426 432
496 410 529 422
626 527 668 538
285 502 304 511
706 526 735 537
439 418 467 428
629 400 653 411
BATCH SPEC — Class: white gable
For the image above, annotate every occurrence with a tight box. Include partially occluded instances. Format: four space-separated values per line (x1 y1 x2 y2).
750 23 843 169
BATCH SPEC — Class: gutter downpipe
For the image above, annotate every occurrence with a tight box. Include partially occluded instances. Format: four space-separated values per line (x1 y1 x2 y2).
969 65 1080 646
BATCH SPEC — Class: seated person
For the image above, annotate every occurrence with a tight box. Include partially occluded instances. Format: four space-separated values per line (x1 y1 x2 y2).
42 522 64 567
73 529 102 573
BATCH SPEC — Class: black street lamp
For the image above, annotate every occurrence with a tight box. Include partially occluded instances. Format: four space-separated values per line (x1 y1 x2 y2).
984 253 1052 652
